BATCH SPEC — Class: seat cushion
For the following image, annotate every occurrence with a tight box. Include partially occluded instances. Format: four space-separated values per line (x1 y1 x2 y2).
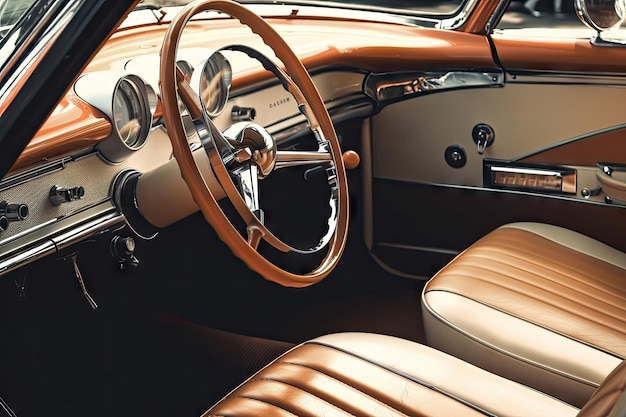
203 333 577 416
422 222 626 408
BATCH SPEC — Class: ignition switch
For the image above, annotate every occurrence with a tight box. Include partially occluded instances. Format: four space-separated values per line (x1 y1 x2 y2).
110 235 139 269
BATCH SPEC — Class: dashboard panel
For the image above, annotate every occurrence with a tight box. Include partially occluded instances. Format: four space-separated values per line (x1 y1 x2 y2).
0 64 367 276
3 10 496 279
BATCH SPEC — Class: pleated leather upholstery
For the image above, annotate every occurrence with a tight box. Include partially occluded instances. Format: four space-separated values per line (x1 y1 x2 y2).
203 333 578 417
422 222 626 407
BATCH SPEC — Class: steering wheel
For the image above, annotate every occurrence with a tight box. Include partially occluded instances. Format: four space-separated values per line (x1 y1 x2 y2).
159 0 349 287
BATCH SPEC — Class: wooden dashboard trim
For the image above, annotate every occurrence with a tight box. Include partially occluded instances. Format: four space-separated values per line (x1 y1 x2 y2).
519 127 626 167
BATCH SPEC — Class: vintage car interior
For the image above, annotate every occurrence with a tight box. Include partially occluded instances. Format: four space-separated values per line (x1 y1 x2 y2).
1 0 626 415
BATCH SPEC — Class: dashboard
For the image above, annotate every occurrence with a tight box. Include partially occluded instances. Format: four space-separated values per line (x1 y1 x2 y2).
0 38 368 277
0 9 491 280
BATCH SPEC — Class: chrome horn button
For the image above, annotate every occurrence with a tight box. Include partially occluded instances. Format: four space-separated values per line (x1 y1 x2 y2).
223 122 276 177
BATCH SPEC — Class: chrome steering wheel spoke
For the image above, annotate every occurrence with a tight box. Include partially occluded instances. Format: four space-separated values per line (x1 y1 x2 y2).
233 162 262 220
275 141 333 169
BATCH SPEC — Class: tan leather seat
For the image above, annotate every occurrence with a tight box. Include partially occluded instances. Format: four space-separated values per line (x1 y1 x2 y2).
203 333 579 416
204 332 626 416
422 222 626 408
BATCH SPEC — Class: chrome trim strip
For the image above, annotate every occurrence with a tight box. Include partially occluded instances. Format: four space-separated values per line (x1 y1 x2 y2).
374 178 620 207
505 72 626 85
490 166 563 177
440 0 481 29
364 70 504 103
0 241 56 274
0 198 114 247
0 157 71 191
0 205 124 277
51 212 122 251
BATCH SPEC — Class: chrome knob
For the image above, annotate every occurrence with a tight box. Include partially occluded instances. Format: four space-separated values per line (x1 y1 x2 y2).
49 185 84 206
0 201 28 221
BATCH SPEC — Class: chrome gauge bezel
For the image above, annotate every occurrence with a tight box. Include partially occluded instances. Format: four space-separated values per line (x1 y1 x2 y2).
112 77 152 150
192 50 233 118
74 72 156 163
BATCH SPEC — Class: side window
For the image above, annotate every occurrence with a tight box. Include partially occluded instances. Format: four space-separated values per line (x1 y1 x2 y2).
496 0 594 29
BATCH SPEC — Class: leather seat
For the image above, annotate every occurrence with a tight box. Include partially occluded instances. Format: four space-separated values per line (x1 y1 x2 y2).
204 332 626 416
422 222 626 408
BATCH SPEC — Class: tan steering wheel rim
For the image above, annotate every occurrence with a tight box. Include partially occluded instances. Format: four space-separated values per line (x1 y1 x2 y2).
159 0 349 287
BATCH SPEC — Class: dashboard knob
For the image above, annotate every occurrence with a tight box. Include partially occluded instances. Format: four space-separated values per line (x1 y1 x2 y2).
231 106 256 122
49 185 85 206
0 216 8 232
0 201 28 221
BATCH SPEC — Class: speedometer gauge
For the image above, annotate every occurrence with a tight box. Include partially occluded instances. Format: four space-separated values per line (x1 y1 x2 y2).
113 78 147 149
74 72 154 163
197 51 232 117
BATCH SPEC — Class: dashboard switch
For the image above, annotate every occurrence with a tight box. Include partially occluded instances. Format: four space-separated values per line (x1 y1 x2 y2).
49 185 85 206
231 106 256 122
0 201 29 221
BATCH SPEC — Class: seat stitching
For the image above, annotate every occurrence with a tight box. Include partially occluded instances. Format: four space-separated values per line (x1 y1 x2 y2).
485 230 626 284
471 235 626 297
263 359 406 417
442 263 626 338
299 342 498 417
439 264 626 350
454 243 626 321
220 394 299 416
460 254 626 311
235 376 355 416
502 224 626 270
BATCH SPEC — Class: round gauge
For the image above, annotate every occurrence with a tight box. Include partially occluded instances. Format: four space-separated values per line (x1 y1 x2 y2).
198 51 232 117
113 78 149 150
74 72 153 163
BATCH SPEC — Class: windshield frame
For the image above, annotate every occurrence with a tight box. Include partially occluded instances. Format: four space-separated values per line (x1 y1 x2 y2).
136 0 489 30
0 0 138 178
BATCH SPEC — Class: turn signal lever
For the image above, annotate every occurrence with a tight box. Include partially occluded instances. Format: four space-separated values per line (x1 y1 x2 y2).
304 150 360 180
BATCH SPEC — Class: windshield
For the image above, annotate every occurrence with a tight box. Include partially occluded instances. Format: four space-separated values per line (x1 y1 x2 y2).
5 0 626 36
144 0 467 18
0 0 36 40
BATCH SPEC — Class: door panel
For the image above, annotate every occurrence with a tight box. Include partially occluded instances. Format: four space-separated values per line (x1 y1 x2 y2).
368 64 626 278
373 78 626 187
